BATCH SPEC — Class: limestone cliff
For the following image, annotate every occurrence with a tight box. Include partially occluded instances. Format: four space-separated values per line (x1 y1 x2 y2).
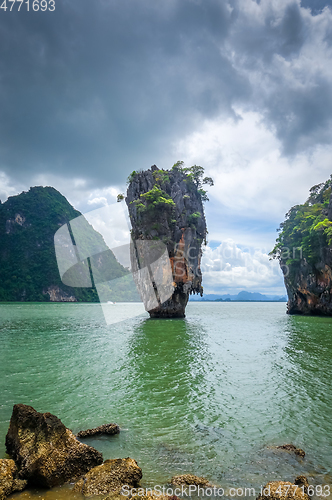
271 177 332 315
126 164 208 318
0 186 128 302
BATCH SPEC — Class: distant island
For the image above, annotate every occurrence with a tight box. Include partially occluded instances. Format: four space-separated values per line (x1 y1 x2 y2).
189 291 287 302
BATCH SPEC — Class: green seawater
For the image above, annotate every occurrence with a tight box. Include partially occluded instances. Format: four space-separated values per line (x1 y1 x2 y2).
0 302 332 499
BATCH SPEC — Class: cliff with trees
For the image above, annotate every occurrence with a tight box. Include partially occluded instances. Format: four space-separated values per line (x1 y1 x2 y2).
0 186 130 302
271 176 332 315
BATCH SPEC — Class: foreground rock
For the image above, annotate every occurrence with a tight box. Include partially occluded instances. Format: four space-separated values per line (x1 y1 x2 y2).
73 457 142 496
5 404 103 488
276 444 305 458
257 477 310 500
0 459 27 500
77 423 120 438
171 474 211 486
294 476 309 494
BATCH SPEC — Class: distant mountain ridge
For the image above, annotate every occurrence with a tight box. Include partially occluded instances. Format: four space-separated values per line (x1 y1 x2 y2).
190 291 287 302
0 186 135 302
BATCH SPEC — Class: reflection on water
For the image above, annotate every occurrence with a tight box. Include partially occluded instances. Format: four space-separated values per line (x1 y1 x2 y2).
0 302 332 500
127 317 211 437
123 317 213 481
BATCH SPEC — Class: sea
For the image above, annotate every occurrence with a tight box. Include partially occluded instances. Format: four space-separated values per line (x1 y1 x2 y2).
0 302 331 500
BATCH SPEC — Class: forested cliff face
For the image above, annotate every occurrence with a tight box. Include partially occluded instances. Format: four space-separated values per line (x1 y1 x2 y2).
271 177 332 315
0 186 128 302
126 164 209 317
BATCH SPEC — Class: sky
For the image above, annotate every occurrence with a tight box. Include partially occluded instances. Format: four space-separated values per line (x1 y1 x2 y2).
1 0 332 295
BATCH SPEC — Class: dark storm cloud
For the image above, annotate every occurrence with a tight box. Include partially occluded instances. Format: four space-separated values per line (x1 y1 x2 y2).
301 0 332 13
0 0 249 186
228 0 332 154
0 0 332 187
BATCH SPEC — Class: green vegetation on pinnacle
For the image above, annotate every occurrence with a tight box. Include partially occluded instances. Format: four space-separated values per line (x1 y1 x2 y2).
0 186 135 302
171 161 214 202
270 177 332 269
126 162 213 237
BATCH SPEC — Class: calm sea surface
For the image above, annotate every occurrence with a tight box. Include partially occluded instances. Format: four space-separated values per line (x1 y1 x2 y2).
0 302 331 499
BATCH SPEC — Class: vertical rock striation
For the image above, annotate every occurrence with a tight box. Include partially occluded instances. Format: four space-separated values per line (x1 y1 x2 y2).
126 165 207 318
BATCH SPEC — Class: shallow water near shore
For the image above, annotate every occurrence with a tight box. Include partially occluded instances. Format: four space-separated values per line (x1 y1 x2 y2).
1 302 332 499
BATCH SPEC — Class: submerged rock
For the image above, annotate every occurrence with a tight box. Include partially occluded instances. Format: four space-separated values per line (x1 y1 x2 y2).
0 459 27 500
257 478 310 500
126 165 208 318
76 423 120 438
72 457 142 496
5 404 103 488
171 474 211 486
276 444 305 458
294 476 309 494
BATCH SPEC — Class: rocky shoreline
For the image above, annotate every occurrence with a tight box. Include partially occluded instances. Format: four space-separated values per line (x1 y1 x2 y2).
0 405 312 500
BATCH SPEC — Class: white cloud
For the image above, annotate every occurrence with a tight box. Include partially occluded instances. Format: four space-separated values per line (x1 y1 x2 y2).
30 172 125 215
173 109 332 222
87 197 108 206
0 171 25 203
201 239 285 295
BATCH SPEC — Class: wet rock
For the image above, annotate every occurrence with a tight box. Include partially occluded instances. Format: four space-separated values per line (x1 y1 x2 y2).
72 457 142 496
294 476 309 494
257 478 310 500
5 404 103 488
0 459 27 500
171 474 211 486
76 423 120 438
276 444 305 458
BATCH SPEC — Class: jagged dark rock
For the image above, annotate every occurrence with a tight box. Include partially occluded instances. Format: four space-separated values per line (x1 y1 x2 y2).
171 474 211 486
126 165 207 318
294 476 309 494
0 459 27 500
72 458 142 496
284 256 332 315
257 478 310 500
276 444 305 458
76 423 120 438
5 404 103 488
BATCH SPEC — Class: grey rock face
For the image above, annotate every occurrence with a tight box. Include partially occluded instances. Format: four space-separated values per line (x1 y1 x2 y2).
283 248 332 315
126 166 207 317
